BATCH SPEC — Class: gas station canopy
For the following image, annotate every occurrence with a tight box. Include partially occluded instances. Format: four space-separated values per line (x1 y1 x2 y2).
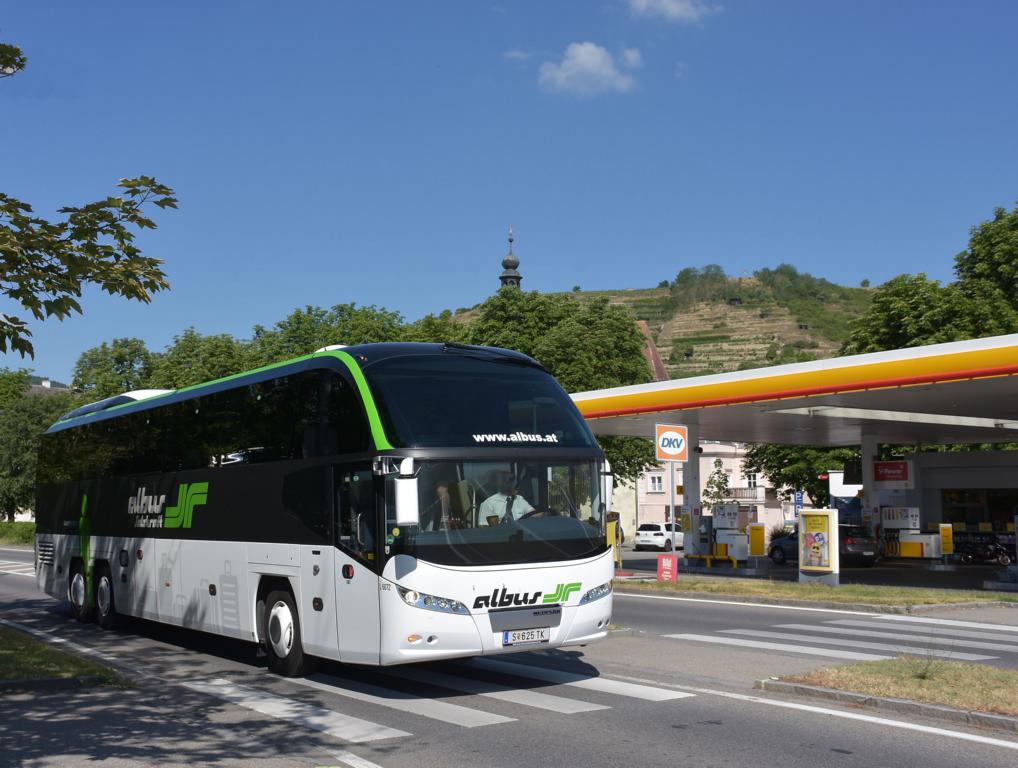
572 334 1018 446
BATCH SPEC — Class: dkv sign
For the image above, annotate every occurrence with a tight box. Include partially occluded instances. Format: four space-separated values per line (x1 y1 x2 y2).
655 423 688 462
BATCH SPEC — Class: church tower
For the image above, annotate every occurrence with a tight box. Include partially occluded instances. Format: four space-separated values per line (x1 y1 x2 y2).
499 226 522 288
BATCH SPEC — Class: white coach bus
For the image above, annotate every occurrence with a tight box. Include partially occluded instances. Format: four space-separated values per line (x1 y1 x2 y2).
35 343 614 675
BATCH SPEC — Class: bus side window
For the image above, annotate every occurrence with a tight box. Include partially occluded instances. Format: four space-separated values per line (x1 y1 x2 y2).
335 466 376 568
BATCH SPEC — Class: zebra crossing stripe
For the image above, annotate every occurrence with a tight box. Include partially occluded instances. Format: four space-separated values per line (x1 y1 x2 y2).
182 678 410 742
829 618 1018 642
875 615 1018 633
465 658 695 701
291 673 516 727
721 629 997 661
665 633 891 660
0 560 35 577
775 623 1018 653
396 666 610 713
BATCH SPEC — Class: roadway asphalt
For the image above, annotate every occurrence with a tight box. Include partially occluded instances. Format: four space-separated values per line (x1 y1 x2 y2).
2 545 1017 768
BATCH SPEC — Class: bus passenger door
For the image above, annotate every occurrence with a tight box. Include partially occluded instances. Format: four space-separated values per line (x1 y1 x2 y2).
333 465 380 664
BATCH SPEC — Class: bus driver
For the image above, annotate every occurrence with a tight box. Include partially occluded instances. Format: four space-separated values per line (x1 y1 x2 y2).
479 473 534 524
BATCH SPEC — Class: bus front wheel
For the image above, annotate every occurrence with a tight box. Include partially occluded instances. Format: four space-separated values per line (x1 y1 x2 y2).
69 561 93 623
264 590 310 677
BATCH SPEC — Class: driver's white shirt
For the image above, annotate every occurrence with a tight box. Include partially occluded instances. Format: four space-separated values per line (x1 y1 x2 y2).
479 492 534 521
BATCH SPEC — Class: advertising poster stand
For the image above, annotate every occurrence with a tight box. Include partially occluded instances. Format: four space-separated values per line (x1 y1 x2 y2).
798 509 839 586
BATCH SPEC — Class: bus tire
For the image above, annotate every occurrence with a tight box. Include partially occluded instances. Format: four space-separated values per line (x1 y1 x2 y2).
264 590 310 677
95 564 119 630
69 560 93 623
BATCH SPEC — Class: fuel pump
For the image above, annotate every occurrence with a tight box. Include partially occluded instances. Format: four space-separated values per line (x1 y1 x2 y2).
713 503 748 560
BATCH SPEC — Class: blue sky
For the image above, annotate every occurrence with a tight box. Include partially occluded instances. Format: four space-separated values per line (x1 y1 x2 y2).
3 1 1017 383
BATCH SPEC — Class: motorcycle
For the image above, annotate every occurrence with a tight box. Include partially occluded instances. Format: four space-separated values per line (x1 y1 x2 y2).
957 541 1013 567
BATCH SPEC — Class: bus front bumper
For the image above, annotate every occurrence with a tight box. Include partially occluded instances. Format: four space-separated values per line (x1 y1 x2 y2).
379 593 613 665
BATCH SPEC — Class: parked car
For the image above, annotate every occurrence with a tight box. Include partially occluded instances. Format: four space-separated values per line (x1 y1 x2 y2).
768 525 878 566
634 522 684 552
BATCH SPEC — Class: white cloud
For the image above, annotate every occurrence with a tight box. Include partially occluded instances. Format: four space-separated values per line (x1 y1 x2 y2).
622 48 643 69
502 49 531 62
627 0 717 23
538 43 637 96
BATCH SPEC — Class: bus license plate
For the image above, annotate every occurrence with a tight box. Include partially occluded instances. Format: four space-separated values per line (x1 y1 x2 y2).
502 627 550 646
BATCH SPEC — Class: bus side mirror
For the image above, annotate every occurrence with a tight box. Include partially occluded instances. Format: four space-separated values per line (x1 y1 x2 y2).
395 457 420 527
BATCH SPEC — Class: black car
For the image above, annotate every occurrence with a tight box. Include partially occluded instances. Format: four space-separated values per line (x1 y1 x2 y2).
769 524 878 566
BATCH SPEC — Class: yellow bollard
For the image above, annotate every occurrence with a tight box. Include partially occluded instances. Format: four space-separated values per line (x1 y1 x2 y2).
607 520 623 567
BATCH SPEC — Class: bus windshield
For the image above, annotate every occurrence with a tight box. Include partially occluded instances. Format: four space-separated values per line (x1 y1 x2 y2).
363 353 597 449
384 458 607 566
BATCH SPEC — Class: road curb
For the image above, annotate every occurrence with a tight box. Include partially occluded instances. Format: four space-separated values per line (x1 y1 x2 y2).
0 675 106 693
613 585 1018 614
754 678 1018 733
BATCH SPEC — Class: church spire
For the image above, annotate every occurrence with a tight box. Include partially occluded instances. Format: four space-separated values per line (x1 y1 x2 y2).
499 225 522 288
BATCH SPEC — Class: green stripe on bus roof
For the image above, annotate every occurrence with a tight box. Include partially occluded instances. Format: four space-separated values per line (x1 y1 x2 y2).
62 348 394 451
328 350 394 451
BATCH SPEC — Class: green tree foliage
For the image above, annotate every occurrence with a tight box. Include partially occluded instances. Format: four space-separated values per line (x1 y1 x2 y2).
148 329 250 389
0 389 78 520
702 458 731 510
670 265 729 308
842 203 1018 355
754 263 873 341
248 304 405 366
742 444 858 509
468 288 574 354
72 338 153 399
0 368 31 409
403 310 469 343
1 177 177 359
0 43 27 77
954 204 1018 299
470 288 657 483
0 42 176 358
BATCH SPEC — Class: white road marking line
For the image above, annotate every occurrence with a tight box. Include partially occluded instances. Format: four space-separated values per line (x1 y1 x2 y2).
874 614 1018 633
828 618 1018 643
614 591 883 616
465 657 695 701
607 672 1018 753
0 559 35 577
325 748 387 768
395 666 609 713
721 629 997 661
665 633 891 660
776 623 1018 653
292 673 515 728
182 678 409 743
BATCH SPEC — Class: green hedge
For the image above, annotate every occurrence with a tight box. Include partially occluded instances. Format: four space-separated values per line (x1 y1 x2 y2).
0 521 35 545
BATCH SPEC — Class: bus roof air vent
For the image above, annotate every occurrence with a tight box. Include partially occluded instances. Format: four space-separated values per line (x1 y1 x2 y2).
57 389 174 422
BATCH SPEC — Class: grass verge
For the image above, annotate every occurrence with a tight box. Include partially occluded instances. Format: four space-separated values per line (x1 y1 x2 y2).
0 626 122 685
784 658 1018 717
0 521 35 546
615 575 1018 607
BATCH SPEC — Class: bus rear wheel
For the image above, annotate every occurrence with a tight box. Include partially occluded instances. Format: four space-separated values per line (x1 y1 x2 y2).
69 561 93 623
95 565 120 630
264 590 310 677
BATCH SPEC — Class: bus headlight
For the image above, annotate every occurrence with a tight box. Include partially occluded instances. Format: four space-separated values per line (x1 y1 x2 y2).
396 585 468 614
579 582 612 605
